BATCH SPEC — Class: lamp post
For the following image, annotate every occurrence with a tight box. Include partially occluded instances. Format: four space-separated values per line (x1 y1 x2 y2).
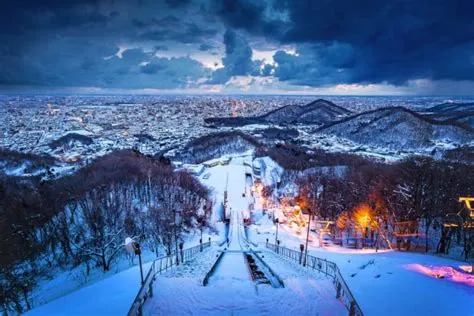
134 242 144 285
125 237 144 285
304 209 312 266
179 242 184 264
275 217 279 245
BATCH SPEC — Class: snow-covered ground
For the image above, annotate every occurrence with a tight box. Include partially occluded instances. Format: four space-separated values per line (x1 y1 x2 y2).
145 254 345 316
246 155 474 316
27 262 151 316
26 225 217 312
144 159 345 315
28 251 156 309
251 213 474 315
25 153 473 316
310 248 474 316
248 174 474 315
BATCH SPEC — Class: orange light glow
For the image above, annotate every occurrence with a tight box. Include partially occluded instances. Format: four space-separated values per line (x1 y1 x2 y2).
459 197 474 218
353 203 378 231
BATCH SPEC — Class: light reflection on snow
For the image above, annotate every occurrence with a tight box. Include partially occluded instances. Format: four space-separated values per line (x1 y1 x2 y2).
321 245 393 254
459 265 473 274
405 264 474 287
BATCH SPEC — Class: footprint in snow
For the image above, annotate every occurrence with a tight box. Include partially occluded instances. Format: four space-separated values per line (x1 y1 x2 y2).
374 274 381 278
359 259 375 270
350 273 357 277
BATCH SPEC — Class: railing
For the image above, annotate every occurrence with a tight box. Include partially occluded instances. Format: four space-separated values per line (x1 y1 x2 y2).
128 241 211 316
202 251 225 286
265 243 363 316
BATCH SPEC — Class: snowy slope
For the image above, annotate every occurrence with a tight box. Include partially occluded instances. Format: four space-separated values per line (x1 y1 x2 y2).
205 99 352 127
27 263 151 316
141 160 345 315
249 220 474 316
248 180 474 316
318 107 473 150
308 248 474 316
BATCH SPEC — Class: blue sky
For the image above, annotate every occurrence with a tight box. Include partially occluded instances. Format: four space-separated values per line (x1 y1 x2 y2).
1 0 474 95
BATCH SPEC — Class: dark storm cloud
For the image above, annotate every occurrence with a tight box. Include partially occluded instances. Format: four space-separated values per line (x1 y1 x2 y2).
2 0 474 89
0 32 210 89
164 0 192 8
213 0 474 86
137 16 218 44
208 29 263 84
0 0 212 88
154 45 169 51
0 0 111 34
210 0 284 36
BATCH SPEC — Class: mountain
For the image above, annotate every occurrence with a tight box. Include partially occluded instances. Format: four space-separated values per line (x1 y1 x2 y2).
205 99 352 127
0 149 60 177
425 102 474 113
443 112 474 129
422 102 474 128
261 99 352 124
318 107 473 150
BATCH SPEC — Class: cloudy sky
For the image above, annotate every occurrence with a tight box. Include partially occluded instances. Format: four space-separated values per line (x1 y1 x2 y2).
2 0 474 94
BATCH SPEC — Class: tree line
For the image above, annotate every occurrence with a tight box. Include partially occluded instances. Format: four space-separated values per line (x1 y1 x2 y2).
269 157 474 257
0 150 211 314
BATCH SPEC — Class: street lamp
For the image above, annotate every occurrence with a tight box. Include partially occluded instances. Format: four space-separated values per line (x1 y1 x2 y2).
125 237 144 285
275 217 279 245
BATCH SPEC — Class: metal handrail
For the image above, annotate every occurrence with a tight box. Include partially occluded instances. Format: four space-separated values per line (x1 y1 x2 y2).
128 241 211 316
265 243 363 316
202 251 225 286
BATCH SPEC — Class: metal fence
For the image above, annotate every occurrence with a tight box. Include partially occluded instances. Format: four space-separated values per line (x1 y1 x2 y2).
128 241 211 316
265 243 363 316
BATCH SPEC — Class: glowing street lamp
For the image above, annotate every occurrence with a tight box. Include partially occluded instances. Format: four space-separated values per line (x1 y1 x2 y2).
125 237 144 285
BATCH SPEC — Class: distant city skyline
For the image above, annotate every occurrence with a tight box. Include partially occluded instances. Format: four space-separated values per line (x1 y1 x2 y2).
2 1 474 95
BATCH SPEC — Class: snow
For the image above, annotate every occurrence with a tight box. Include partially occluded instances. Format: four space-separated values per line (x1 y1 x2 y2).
142 157 346 315
61 130 94 137
27 249 157 310
247 158 474 316
313 249 474 316
27 262 151 316
249 218 474 316
26 226 214 312
145 271 345 316
25 153 473 316
257 156 283 187
251 154 474 315
181 163 205 175
209 252 250 283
